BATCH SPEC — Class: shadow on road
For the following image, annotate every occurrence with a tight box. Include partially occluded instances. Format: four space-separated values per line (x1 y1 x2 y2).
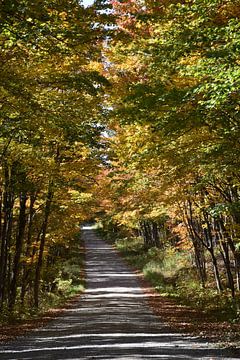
0 230 239 359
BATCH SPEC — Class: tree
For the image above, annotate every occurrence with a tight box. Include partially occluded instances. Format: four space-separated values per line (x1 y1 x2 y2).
97 0 240 296
0 0 110 310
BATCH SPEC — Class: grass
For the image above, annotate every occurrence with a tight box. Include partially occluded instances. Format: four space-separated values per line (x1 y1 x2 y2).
0 232 86 325
114 235 240 323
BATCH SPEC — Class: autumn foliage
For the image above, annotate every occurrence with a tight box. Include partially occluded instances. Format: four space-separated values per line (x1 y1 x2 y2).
0 0 108 312
0 0 240 318
96 0 240 301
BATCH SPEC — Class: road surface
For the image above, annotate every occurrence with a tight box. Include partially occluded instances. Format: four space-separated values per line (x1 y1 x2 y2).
0 229 239 359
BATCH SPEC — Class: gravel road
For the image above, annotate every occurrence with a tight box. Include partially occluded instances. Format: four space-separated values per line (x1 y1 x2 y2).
0 229 240 359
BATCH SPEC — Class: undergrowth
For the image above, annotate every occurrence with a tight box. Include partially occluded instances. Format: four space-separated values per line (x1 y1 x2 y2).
115 236 240 323
0 233 85 325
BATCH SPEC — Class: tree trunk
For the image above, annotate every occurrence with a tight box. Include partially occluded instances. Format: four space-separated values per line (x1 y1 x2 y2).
193 239 207 287
9 192 27 310
219 218 240 291
220 241 235 298
0 166 14 308
34 184 54 308
209 247 223 293
152 222 160 248
184 201 207 286
0 191 2 251
21 193 37 305
140 221 151 248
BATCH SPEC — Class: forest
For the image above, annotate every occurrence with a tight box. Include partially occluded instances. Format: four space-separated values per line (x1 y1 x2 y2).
0 0 240 323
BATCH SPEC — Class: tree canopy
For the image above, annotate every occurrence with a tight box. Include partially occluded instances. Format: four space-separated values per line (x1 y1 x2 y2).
1 0 240 314
96 0 240 298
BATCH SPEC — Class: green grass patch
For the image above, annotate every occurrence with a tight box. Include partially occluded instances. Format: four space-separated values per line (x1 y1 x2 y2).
0 232 86 325
115 236 240 323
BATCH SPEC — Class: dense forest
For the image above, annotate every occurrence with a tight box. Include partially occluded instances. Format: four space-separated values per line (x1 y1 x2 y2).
0 0 110 314
0 0 240 320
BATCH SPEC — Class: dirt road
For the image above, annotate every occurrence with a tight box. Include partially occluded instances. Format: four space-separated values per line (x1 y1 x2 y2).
0 229 239 359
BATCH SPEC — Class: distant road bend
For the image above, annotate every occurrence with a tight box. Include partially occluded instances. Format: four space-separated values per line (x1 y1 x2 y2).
0 229 240 359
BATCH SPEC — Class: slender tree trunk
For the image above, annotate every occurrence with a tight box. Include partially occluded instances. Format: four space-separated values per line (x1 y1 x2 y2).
227 186 240 290
234 253 240 291
220 242 235 298
202 211 223 293
145 222 151 247
0 166 14 308
193 239 207 287
34 184 54 308
184 201 207 286
140 221 150 248
152 222 160 248
21 193 37 305
215 218 235 298
0 191 2 250
208 247 223 293
9 192 27 310
219 218 240 291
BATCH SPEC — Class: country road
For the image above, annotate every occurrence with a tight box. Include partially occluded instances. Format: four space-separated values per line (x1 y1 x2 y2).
0 229 240 359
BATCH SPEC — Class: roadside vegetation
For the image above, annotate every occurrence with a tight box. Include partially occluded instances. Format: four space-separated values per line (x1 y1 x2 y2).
1 0 240 342
0 0 109 319
0 232 85 325
92 0 240 327
99 226 240 324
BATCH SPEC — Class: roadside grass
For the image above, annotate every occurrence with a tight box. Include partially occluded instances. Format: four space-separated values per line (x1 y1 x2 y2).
0 233 86 325
114 236 240 323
